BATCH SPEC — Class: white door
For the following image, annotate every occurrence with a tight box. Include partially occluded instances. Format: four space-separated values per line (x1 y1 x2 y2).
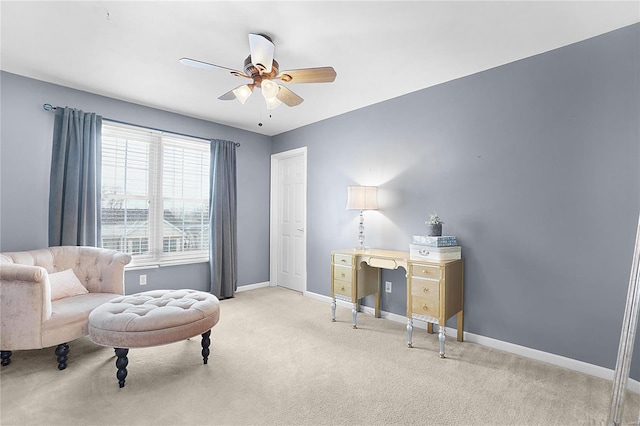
270 148 307 292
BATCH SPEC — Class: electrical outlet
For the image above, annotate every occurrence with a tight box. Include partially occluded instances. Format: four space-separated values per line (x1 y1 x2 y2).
385 281 392 293
139 274 147 285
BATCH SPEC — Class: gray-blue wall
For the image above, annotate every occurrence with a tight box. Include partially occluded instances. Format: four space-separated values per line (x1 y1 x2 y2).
0 71 272 292
272 24 640 379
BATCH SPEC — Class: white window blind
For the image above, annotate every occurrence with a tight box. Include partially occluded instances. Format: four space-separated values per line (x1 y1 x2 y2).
101 121 210 267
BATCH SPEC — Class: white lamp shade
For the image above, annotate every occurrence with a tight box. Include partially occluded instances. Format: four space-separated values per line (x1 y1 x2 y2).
346 186 378 210
265 96 281 110
261 79 279 99
232 85 253 104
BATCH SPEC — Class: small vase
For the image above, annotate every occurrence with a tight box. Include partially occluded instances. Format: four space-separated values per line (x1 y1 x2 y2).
427 223 442 237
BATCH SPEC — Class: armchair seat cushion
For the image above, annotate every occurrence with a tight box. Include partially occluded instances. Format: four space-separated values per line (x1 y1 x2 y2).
41 293 123 348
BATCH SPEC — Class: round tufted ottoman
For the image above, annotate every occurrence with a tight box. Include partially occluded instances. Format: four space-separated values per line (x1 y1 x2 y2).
88 289 220 388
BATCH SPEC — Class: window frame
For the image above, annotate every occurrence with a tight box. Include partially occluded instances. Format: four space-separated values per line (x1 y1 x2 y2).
101 120 211 268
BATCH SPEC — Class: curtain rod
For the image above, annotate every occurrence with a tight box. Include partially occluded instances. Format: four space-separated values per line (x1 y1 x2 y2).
42 104 240 147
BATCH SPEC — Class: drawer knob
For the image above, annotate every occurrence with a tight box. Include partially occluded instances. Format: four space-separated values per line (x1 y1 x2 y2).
422 287 429 293
341 273 346 278
420 249 429 256
340 259 346 263
422 269 428 274
423 304 429 311
341 286 345 291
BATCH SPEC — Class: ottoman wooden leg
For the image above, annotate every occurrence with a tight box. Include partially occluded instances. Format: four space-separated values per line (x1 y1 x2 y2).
114 348 129 388
201 330 211 364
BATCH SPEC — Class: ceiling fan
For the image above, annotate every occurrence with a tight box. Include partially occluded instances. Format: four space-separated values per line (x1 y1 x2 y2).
179 33 337 109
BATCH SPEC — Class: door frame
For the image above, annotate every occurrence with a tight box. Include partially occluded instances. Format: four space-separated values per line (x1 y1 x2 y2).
269 147 307 291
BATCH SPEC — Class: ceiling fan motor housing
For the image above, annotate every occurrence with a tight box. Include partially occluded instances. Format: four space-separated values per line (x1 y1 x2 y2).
244 56 280 86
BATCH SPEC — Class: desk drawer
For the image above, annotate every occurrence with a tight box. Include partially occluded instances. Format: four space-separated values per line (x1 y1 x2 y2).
333 265 352 283
411 295 440 317
411 280 440 300
333 254 353 267
333 279 352 298
411 264 441 280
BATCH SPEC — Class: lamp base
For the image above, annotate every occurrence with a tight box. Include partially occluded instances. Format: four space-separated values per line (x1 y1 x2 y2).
356 210 366 251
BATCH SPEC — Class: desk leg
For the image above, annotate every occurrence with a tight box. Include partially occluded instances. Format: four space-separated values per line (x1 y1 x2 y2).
438 323 446 359
374 290 380 318
407 318 413 348
352 303 358 329
427 322 434 334
457 310 464 342
331 298 336 322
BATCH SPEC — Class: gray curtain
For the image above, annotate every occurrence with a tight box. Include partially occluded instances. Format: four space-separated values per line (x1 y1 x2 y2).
48 107 102 246
209 139 238 299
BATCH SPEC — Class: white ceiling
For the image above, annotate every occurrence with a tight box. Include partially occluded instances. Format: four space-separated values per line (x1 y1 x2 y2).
1 1 638 136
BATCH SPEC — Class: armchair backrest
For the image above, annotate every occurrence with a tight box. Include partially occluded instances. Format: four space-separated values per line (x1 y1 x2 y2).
1 246 131 294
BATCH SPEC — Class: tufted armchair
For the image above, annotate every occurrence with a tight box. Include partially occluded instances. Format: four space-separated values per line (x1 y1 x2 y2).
0 246 131 369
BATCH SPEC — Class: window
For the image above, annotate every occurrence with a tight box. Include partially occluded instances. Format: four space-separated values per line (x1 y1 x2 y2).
101 121 210 267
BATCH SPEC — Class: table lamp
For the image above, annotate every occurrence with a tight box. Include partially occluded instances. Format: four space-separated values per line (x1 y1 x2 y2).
346 186 378 249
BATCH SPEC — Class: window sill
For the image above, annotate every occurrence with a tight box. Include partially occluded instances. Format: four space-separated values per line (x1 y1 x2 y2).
125 257 209 271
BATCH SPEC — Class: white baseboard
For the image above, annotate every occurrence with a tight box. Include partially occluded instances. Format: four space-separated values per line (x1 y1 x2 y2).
304 290 640 395
236 281 270 293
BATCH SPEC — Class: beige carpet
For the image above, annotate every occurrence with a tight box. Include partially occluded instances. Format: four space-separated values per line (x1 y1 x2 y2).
1 286 639 426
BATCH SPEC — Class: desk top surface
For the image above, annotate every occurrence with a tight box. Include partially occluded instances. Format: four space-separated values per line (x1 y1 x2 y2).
332 248 463 266
332 248 410 260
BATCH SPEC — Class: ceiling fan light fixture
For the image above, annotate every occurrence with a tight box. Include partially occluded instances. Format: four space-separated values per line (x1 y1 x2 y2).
261 79 279 99
233 85 253 104
265 96 281 110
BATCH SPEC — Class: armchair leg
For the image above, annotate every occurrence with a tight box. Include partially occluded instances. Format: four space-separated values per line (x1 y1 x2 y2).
55 343 69 370
1 351 12 366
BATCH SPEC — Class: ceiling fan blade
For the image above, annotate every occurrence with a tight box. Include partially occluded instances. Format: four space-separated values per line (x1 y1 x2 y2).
179 57 250 79
218 89 238 101
248 33 274 73
276 85 304 107
218 90 236 101
277 67 337 84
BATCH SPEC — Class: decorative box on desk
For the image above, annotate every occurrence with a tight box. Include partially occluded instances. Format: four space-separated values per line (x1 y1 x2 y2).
412 235 458 247
409 244 461 262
